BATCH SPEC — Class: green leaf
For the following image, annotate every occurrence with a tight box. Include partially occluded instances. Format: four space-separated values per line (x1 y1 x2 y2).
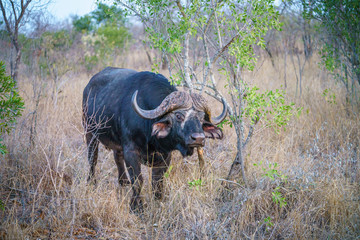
0 62 24 154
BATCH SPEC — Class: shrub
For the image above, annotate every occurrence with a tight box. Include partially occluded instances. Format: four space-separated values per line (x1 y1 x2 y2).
0 61 24 154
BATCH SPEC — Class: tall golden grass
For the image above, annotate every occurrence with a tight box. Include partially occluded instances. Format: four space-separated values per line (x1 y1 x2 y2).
0 50 359 239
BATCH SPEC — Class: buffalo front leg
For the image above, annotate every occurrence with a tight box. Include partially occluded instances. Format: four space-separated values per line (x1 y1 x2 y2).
123 145 143 212
113 149 130 185
86 132 99 184
151 153 171 200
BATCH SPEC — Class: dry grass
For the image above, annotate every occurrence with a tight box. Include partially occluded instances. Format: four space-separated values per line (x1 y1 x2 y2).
0 50 359 239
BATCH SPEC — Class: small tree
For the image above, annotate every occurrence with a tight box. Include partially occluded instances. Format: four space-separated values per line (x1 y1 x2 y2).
72 3 131 71
73 15 93 33
0 0 49 83
117 0 299 185
306 0 360 106
39 29 74 105
0 61 24 154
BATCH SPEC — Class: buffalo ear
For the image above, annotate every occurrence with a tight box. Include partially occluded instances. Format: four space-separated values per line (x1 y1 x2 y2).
152 120 171 138
203 122 223 139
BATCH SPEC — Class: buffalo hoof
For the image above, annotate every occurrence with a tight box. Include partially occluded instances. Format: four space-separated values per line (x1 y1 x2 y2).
130 197 144 215
119 178 131 186
154 191 163 200
87 176 97 186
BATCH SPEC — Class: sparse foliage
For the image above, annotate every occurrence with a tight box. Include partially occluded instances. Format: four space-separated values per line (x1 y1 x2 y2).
254 161 288 208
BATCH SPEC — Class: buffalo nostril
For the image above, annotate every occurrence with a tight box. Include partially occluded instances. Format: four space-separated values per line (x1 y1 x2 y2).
191 133 205 143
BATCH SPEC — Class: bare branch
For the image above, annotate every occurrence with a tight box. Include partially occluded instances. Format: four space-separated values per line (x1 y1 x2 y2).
10 0 18 23
175 1 193 91
194 84 234 117
217 178 243 187
203 9 215 35
183 32 193 91
201 31 213 93
188 66 199 84
175 0 186 19
163 54 173 80
0 0 13 38
116 1 150 26
242 123 255 149
211 22 254 65
211 32 240 64
203 0 223 34
15 0 31 27
213 0 223 48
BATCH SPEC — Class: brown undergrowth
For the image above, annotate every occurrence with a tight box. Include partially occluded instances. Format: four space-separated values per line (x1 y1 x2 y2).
0 52 359 239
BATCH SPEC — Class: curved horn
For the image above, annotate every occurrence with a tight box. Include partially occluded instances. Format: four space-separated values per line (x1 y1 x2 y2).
131 90 192 119
191 93 227 125
211 97 227 125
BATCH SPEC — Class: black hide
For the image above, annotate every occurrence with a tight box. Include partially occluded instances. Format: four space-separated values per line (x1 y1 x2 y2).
82 67 223 211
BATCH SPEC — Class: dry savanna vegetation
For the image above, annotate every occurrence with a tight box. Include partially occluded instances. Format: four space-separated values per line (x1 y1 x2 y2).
0 51 359 239
0 1 359 239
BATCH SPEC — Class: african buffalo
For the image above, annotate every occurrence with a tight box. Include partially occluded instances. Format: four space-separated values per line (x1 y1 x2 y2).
82 67 227 211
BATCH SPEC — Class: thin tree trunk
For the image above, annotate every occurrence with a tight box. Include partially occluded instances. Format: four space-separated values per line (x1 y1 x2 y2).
183 31 193 91
12 44 21 83
226 127 248 187
265 45 275 68
226 83 248 187
283 42 287 89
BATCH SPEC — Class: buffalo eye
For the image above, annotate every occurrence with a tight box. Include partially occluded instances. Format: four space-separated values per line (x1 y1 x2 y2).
175 112 185 122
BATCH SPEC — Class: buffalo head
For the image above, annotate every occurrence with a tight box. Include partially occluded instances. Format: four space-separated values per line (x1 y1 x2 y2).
132 90 227 156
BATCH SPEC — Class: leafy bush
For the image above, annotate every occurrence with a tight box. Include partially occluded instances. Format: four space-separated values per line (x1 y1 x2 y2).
73 3 131 70
0 61 24 154
73 15 93 32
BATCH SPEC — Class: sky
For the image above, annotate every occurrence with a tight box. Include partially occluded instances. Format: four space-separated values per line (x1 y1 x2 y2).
48 0 99 21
